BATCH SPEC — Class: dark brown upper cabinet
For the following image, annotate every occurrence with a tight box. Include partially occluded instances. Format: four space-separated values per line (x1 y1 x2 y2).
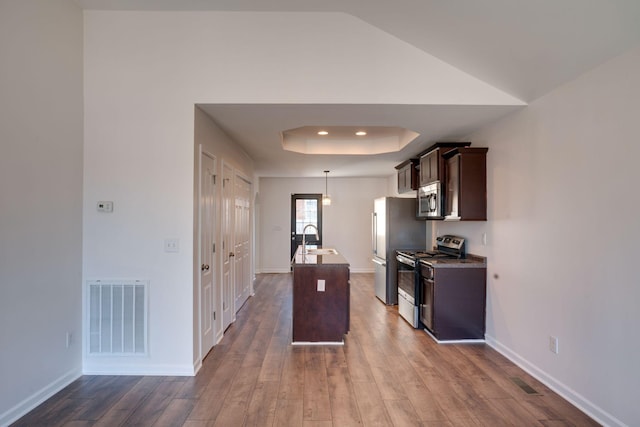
443 147 488 221
419 150 439 186
418 142 471 187
395 159 419 193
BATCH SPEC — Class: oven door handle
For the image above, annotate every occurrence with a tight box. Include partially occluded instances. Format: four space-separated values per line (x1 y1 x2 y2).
396 254 416 267
372 258 386 267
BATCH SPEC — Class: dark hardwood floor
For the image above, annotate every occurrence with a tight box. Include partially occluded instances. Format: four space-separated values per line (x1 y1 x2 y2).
12 273 599 426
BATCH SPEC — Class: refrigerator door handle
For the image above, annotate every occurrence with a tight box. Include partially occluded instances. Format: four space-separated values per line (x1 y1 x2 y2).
372 212 377 255
372 258 386 266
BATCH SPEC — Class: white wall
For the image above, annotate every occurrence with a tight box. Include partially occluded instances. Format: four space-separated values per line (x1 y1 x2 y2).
83 9 638 425
258 177 389 273
0 1 84 424
257 174 432 273
83 10 515 375
437 45 640 427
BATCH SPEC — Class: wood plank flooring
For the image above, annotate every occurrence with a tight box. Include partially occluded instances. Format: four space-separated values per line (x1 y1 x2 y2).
12 273 599 426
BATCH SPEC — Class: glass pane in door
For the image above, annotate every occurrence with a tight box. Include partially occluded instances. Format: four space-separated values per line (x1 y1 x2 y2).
295 199 318 233
290 194 323 260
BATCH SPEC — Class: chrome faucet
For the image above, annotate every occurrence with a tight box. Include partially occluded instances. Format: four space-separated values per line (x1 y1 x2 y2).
302 224 319 254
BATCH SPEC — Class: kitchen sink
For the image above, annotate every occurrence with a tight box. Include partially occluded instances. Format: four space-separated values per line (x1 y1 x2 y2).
303 248 338 255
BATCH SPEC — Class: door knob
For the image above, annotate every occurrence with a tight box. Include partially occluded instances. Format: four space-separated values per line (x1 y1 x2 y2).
201 264 210 271
229 252 235 257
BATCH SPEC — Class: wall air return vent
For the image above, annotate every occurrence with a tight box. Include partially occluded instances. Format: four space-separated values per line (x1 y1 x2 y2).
87 280 148 355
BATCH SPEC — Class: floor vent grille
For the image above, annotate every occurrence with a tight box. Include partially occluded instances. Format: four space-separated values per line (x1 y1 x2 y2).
510 377 540 395
87 280 148 355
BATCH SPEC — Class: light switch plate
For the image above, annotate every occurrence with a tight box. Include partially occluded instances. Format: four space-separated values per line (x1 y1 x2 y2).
317 279 325 292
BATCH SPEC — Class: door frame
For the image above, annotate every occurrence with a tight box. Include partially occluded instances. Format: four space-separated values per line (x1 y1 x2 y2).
197 146 218 364
290 193 323 259
221 160 235 331
233 172 252 311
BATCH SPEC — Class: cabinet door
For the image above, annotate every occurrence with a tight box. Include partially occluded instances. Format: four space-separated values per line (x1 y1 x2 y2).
428 152 439 182
444 148 487 221
420 150 439 186
420 277 434 331
397 166 409 193
397 162 417 193
445 155 460 218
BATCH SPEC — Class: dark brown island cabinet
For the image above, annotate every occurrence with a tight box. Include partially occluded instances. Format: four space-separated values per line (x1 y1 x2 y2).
291 246 350 344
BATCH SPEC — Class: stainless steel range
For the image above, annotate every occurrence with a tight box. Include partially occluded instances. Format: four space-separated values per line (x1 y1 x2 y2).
396 235 466 328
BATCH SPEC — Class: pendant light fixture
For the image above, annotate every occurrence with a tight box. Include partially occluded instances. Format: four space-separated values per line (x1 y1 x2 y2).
322 170 331 206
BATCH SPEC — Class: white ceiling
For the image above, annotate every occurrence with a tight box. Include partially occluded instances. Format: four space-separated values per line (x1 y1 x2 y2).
77 0 640 178
198 104 520 177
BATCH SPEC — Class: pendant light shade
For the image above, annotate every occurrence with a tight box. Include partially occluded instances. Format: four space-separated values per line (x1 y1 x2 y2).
322 170 331 206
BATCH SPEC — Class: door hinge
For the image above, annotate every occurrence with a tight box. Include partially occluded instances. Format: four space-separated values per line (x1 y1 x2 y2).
213 175 217 185
213 311 216 320
213 243 216 253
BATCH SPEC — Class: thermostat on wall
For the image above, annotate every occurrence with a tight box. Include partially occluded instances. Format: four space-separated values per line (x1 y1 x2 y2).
97 201 113 212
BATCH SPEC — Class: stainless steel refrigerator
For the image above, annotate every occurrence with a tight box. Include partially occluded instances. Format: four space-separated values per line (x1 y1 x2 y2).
372 197 426 305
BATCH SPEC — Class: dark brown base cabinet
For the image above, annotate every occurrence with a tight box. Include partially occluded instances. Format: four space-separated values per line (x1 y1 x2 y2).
292 263 350 343
421 265 486 341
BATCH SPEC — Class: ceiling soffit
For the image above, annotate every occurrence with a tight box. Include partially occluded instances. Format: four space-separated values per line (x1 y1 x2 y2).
281 126 419 155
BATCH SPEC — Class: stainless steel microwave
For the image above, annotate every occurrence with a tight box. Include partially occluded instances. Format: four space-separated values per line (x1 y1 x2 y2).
417 182 441 218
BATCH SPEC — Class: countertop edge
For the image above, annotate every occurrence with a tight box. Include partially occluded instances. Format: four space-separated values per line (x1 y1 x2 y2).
421 253 487 269
291 245 350 266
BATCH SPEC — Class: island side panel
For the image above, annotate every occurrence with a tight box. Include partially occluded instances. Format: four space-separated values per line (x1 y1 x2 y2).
292 264 349 343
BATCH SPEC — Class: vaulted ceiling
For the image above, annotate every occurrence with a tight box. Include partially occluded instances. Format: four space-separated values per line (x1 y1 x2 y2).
78 0 640 177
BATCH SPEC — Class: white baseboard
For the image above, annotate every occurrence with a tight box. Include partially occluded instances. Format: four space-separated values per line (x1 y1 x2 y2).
256 268 291 274
423 328 485 344
192 358 203 375
349 268 374 273
292 341 344 346
485 335 626 427
0 368 82 427
82 363 195 377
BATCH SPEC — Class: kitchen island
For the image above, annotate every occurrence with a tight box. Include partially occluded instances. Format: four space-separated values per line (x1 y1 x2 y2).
291 246 350 344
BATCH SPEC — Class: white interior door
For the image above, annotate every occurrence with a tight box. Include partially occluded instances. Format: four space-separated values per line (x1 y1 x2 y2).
234 174 251 310
221 162 234 330
199 149 216 357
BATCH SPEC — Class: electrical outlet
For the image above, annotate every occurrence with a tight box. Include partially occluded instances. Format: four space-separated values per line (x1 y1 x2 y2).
549 336 559 354
164 238 179 253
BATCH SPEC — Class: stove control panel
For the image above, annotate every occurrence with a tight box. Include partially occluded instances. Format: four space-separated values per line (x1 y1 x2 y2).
435 235 466 256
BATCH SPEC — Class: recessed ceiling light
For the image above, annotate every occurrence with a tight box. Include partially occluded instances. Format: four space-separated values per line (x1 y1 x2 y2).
318 131 329 135
355 131 367 136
